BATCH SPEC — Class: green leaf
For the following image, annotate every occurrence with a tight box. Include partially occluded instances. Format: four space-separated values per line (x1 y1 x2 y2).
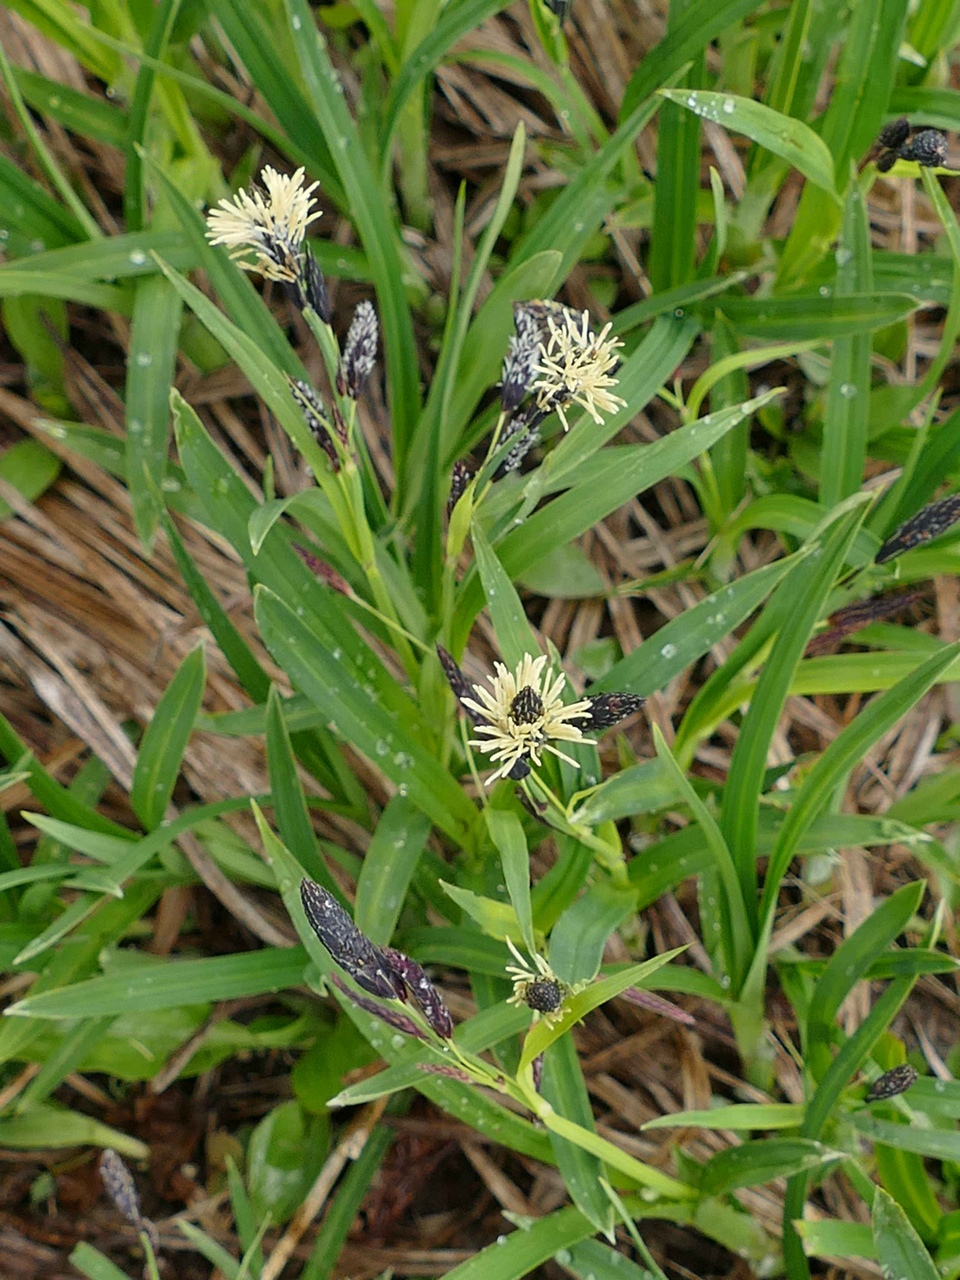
472 519 539 669
661 90 838 196
715 292 919 340
440 880 519 937
542 1036 614 1236
643 1103 803 1131
0 1104 148 1157
872 1188 940 1280
356 796 432 944
254 586 476 842
126 273 182 547
700 1138 839 1196
70 1243 137 1280
440 1207 596 1280
548 879 639 987
486 809 534 953
8 947 307 1019
852 1113 960 1163
130 643 206 831
247 1100 328 1226
0 439 61 518
517 542 606 599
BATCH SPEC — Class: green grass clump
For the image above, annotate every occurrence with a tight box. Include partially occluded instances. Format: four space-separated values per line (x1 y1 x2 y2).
1 0 960 1276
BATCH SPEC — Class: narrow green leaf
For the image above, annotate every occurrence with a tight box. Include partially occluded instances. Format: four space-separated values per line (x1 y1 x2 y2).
356 796 432 944
852 1113 960 1163
130 643 205 831
126 273 182 547
440 1207 596 1280
542 1036 614 1236
70 1243 136 1280
472 520 538 669
700 1138 839 1196
662 90 837 196
644 1103 803 1131
0 1105 149 1157
486 809 534 953
715 292 918 339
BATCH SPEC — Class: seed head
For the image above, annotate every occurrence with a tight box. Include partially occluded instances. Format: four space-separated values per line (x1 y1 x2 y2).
876 493 960 563
867 1063 918 1101
877 117 911 150
100 1150 143 1228
205 166 321 284
447 459 475 512
289 378 340 469
437 644 474 708
505 938 571 1027
898 128 948 168
330 974 427 1041
573 692 645 731
300 879 404 1000
493 407 543 480
337 300 379 399
461 652 592 785
382 946 454 1038
300 242 331 322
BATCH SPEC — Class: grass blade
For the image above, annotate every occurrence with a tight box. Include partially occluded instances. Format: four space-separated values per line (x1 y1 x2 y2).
130 643 206 831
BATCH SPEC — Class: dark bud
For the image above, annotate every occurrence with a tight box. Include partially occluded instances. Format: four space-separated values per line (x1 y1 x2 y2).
300 879 404 1000
620 986 696 1027
876 492 960 563
447 459 474 514
337 300 378 399
877 117 911 150
330 975 427 1041
805 589 924 657
382 947 454 1038
507 755 531 781
531 1052 545 1093
510 685 544 725
493 405 544 481
525 978 564 1014
437 645 474 710
574 692 646 731
898 128 948 168
876 149 899 174
867 1063 918 1101
300 243 332 322
100 1150 143 1229
289 379 340 470
294 543 352 596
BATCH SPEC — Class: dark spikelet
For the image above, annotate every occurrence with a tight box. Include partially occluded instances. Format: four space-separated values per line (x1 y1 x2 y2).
805 589 924 656
620 987 696 1027
289 378 340 469
100 1150 143 1228
531 1052 545 1093
337 300 379 399
437 645 474 708
293 544 352 596
418 1062 474 1083
877 117 911 150
867 1063 919 1101
501 305 542 411
876 493 960 563
876 149 898 173
301 243 332 322
525 978 564 1014
898 128 948 168
330 975 427 1040
447 459 474 513
493 406 544 481
574 692 645 731
300 879 404 1000
382 947 454 1038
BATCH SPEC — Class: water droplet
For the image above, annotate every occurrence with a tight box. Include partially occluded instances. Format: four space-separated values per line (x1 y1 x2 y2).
48 95 61 109
819 285 831 297
375 738 389 756
390 1034 405 1049
136 352 152 367
30 239 45 253
556 1251 572 1266
496 1235 508 1245
128 418 143 435
835 246 852 266
839 382 857 399
291 13 301 27
331 647 342 659
129 250 147 265
160 477 180 492
47 425 67 440
660 642 677 659
722 97 735 115
398 783 409 796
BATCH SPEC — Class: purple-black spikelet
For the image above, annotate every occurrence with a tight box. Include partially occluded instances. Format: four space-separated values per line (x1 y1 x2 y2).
300 243 332 321
289 379 340 469
337 300 379 399
330 975 427 1040
447 459 474 513
437 645 474 710
382 947 454 1038
877 117 911 150
573 692 645 730
898 128 948 168
300 879 404 1000
100 1150 143 1228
